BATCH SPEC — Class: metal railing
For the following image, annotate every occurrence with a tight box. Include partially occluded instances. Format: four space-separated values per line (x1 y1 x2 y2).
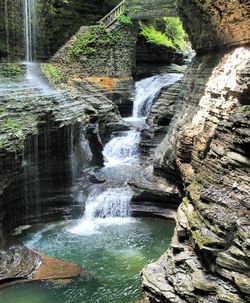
99 0 127 28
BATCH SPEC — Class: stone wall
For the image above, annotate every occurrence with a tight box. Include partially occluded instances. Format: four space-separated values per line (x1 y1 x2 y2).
35 0 121 60
51 23 137 78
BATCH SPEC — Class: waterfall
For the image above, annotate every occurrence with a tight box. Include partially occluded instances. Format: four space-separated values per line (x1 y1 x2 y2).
84 187 132 220
103 130 140 167
23 0 36 61
133 74 183 118
4 0 10 61
70 187 133 235
70 73 183 235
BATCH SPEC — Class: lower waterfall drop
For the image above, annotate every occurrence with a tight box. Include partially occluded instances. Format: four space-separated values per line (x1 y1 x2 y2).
70 186 133 235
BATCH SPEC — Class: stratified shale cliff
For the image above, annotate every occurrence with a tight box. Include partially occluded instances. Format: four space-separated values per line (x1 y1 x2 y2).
142 1 250 302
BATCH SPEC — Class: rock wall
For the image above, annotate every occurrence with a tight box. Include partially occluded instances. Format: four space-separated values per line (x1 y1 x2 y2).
142 46 250 303
136 35 189 79
177 0 250 52
0 0 24 61
141 2 250 302
0 0 120 61
0 64 120 232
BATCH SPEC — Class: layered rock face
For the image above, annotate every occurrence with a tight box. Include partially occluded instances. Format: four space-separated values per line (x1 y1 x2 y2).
142 1 250 302
143 47 250 303
177 0 250 52
0 64 120 232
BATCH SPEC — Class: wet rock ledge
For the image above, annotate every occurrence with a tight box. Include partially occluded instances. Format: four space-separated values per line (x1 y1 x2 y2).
0 63 120 284
0 243 84 286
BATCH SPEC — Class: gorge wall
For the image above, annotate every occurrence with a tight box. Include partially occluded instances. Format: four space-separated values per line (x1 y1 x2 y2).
142 0 250 302
0 0 120 61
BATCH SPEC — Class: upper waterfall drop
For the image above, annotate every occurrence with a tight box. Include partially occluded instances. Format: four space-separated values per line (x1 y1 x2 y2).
24 0 36 62
133 74 183 118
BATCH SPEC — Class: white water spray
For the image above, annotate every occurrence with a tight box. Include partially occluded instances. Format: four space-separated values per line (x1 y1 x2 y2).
70 187 133 235
133 74 183 118
103 130 140 167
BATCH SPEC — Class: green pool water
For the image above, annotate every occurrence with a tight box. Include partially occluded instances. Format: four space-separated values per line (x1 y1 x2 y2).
1 218 174 303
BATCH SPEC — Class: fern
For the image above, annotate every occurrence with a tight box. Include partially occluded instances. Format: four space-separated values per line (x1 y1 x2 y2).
139 22 175 49
139 17 187 50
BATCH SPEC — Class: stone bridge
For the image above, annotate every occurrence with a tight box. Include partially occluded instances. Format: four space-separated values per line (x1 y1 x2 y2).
100 0 178 28
127 0 177 20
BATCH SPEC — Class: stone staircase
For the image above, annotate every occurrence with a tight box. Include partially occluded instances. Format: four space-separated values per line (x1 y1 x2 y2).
52 0 127 62
99 0 126 28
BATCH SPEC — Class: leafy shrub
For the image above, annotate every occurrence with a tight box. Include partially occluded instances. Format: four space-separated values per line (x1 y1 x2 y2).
117 14 133 25
139 17 187 50
139 22 175 48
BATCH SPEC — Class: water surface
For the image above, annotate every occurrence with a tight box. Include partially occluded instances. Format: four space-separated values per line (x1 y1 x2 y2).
1 218 174 303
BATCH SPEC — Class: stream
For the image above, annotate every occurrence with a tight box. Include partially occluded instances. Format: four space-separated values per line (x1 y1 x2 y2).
2 219 174 303
0 72 181 303
0 1 182 301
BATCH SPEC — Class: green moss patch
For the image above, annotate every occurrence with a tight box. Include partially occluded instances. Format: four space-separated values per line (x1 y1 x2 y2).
41 64 62 85
0 64 26 81
69 24 126 59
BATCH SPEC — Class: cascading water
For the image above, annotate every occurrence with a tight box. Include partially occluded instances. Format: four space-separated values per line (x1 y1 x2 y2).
24 0 36 62
84 187 132 219
103 130 140 166
71 73 182 235
133 74 183 118
70 187 133 235
23 0 52 92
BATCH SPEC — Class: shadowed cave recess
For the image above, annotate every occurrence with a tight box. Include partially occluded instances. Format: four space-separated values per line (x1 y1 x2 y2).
0 0 249 303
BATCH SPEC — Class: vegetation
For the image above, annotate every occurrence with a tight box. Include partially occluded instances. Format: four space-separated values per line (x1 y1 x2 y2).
69 24 125 59
139 22 175 48
41 63 62 84
238 105 250 112
117 14 133 25
139 17 187 50
0 63 25 81
163 17 187 50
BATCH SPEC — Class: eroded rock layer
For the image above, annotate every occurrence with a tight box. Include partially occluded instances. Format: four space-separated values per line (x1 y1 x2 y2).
177 0 250 52
142 46 250 303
